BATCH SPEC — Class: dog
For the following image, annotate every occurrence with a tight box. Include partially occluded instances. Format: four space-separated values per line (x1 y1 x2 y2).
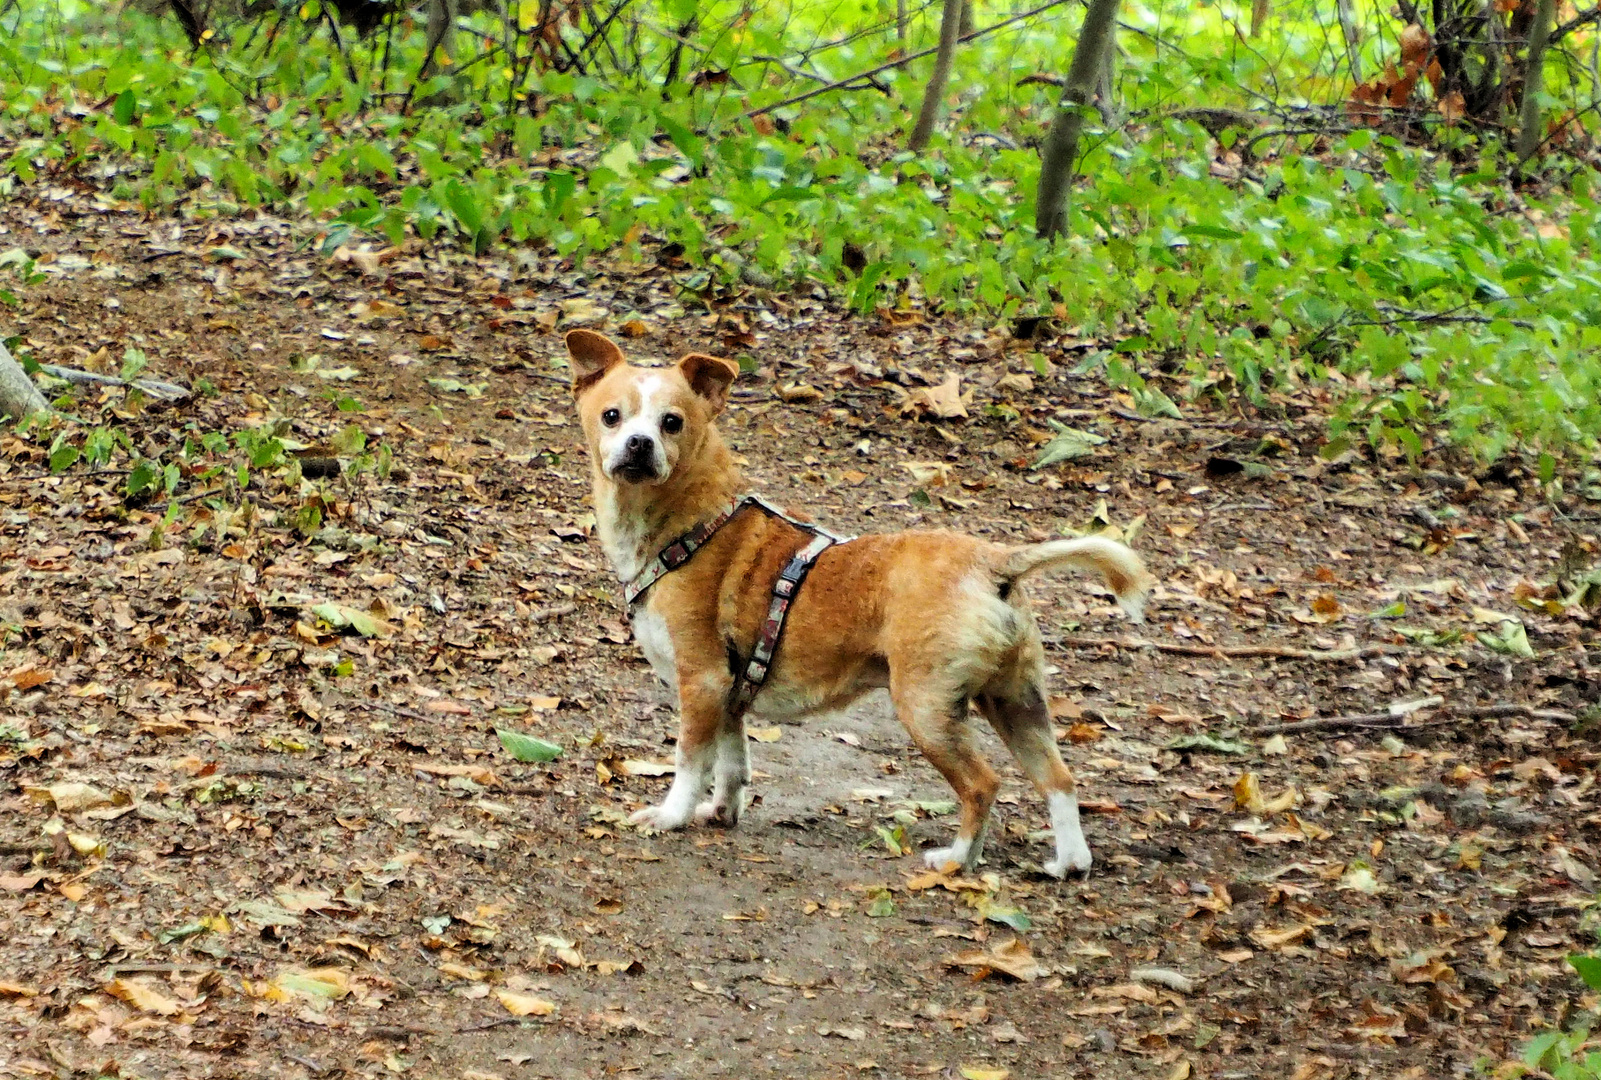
565 329 1152 877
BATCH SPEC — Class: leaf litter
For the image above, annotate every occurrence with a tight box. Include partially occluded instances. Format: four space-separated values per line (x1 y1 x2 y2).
0 191 1594 1080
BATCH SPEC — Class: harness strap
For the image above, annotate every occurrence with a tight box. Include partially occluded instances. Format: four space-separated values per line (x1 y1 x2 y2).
729 530 837 715
621 494 853 718
623 495 744 607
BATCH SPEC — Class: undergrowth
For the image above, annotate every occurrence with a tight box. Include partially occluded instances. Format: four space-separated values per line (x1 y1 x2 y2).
1 1 1599 463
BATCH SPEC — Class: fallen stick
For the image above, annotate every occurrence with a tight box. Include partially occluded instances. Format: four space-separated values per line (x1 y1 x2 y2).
1251 702 1579 735
39 364 189 401
1051 636 1402 662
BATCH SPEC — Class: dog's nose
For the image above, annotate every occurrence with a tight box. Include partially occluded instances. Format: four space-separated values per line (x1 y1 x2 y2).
625 433 653 457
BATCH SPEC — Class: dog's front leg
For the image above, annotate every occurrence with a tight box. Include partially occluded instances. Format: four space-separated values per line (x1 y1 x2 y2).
630 685 720 832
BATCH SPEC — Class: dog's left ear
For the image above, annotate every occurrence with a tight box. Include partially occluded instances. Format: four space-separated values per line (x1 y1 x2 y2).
678 353 739 414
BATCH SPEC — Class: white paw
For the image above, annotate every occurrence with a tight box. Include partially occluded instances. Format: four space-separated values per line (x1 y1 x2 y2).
923 841 973 873
629 804 692 832
1043 841 1093 879
694 792 746 827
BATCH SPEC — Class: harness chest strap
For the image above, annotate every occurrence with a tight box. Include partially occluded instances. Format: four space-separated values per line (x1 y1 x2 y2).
622 495 852 714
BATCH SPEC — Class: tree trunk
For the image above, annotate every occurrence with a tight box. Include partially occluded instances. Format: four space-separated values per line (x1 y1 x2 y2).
959 0 975 37
1336 0 1362 83
0 337 47 422
1034 0 1121 238
1515 0 1558 166
907 0 965 151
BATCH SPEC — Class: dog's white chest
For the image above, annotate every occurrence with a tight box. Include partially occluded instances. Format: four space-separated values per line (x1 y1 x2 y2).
631 606 677 685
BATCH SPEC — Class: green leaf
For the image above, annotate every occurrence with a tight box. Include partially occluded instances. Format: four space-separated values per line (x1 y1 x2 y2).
126 459 162 496
975 896 1031 930
497 728 562 762
1368 600 1406 618
1568 953 1601 991
113 88 136 126
1030 421 1106 469
1132 384 1182 419
1181 223 1243 240
158 922 208 944
311 603 388 638
48 436 79 474
599 141 638 175
1166 733 1251 755
1480 620 1534 658
866 890 895 918
441 179 483 234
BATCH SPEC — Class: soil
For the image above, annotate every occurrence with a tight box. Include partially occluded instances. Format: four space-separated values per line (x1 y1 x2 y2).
0 193 1598 1080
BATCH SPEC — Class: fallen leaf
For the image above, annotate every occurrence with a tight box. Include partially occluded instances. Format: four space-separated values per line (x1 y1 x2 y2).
26 782 119 812
960 1068 1011 1080
946 938 1049 981
904 373 968 419
748 726 782 743
497 991 556 1016
264 967 351 1002
414 762 502 786
106 977 181 1015
498 728 562 762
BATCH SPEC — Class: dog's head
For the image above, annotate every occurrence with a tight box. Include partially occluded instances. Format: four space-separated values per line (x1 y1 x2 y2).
565 329 739 486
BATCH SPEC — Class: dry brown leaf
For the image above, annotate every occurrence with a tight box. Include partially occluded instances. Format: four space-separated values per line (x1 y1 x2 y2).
946 938 1049 981
26 782 119 812
106 977 182 1015
904 373 968 420
1249 924 1314 950
1091 982 1159 1003
414 763 502 787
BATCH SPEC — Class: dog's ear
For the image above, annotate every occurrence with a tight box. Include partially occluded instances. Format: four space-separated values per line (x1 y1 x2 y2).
678 353 739 414
565 330 626 394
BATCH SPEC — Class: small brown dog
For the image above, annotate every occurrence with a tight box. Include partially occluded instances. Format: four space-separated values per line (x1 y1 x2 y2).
566 329 1151 876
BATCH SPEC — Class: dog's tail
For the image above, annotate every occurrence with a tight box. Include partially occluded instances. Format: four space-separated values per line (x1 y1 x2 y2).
997 536 1152 623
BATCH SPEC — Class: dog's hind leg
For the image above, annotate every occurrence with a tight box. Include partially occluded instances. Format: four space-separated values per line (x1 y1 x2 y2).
893 678 999 873
696 712 751 827
976 685 1092 877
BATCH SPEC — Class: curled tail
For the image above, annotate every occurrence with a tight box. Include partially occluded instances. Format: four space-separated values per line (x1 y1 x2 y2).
998 536 1152 622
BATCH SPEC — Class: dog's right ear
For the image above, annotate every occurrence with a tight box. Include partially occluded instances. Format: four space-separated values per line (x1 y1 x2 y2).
565 330 626 395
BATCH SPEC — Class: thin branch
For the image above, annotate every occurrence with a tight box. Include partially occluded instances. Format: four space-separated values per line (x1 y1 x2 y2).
1551 5 1601 44
1251 702 1579 735
39 364 189 401
746 0 1075 118
1050 636 1404 662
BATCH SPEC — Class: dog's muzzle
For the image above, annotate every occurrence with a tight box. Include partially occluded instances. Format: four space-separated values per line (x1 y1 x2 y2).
612 433 660 482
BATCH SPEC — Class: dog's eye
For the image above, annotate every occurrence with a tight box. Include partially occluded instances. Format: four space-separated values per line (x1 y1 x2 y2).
661 413 684 435
601 408 621 427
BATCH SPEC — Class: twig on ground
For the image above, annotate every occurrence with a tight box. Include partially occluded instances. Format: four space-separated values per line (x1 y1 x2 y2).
1051 636 1402 662
455 1016 522 1033
0 842 49 857
530 601 576 623
1251 702 1579 735
39 364 190 401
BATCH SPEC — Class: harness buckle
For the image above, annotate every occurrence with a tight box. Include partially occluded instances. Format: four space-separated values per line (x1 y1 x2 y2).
660 541 691 568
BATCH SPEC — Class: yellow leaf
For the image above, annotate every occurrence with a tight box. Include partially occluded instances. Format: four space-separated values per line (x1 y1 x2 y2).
960 1068 1011 1080
1233 772 1265 815
266 966 350 1001
496 991 556 1016
439 962 486 981
748 726 782 743
106 977 181 1015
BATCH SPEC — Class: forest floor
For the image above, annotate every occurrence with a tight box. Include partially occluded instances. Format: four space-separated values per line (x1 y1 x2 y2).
0 188 1599 1080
